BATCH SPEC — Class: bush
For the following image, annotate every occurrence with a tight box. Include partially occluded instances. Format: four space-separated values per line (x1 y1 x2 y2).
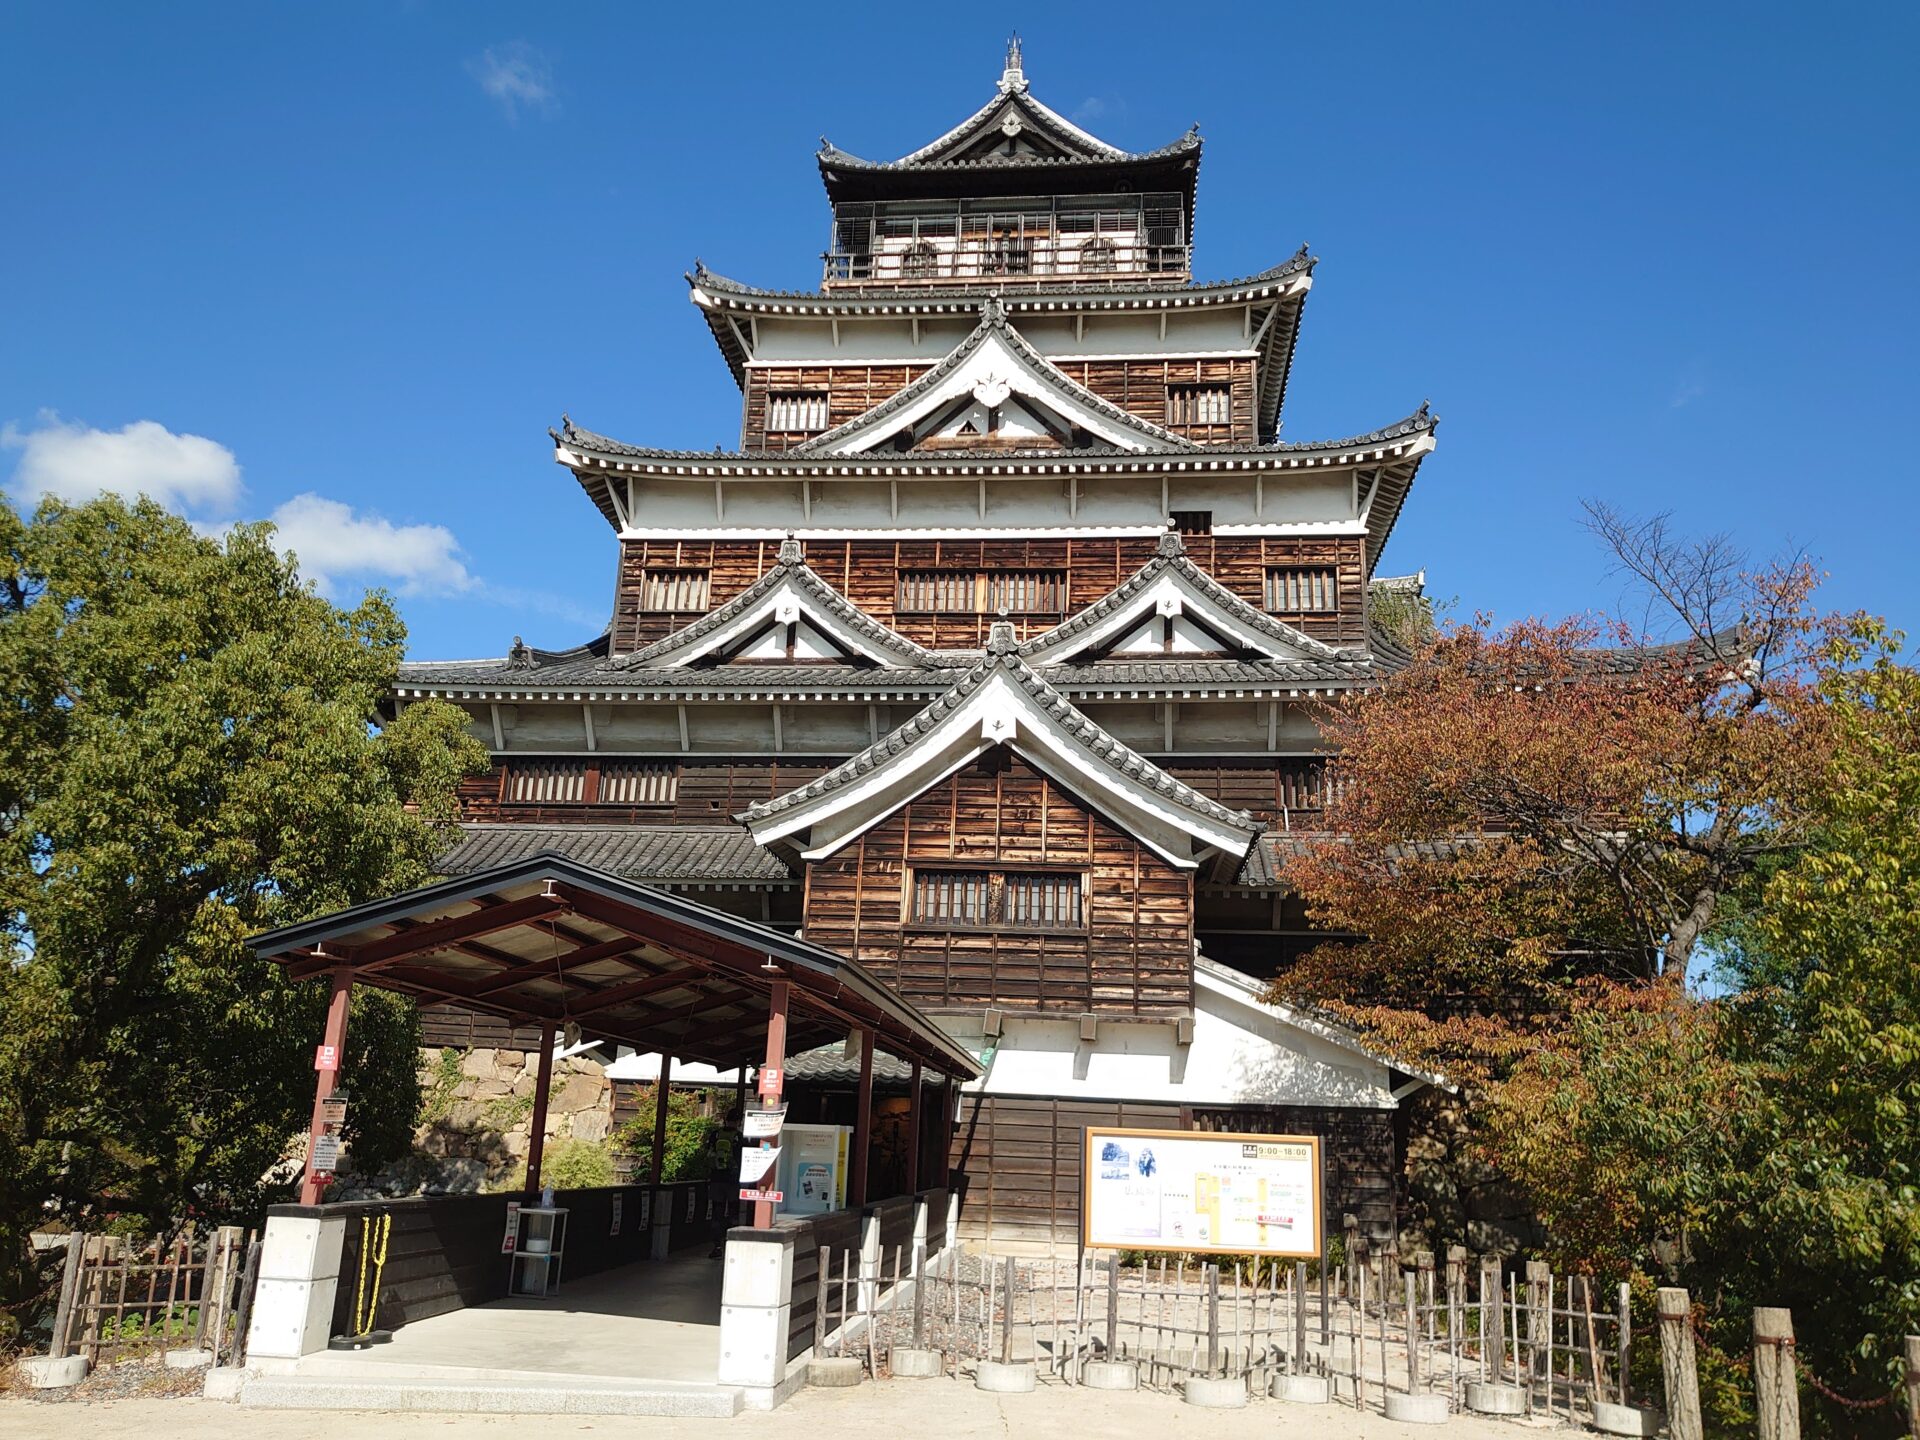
494 1137 616 1193
613 1086 723 1183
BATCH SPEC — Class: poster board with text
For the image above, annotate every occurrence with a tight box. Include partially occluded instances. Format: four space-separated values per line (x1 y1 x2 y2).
1081 1128 1321 1258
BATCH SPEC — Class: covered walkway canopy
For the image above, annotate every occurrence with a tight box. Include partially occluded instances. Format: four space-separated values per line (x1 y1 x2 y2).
250 852 980 1210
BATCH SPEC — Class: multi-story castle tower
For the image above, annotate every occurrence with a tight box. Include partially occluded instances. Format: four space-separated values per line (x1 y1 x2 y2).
397 43 1440 1252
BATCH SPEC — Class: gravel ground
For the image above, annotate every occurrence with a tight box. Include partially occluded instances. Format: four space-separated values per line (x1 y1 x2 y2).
5 1353 208 1404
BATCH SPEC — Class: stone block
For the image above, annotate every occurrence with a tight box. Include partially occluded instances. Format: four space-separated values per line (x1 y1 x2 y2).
458 1049 497 1080
1272 1373 1332 1404
974 1360 1037 1393
1384 1393 1450 1424
1081 1359 1138 1390
809 1356 865 1388
1592 1402 1663 1436
717 1302 791 1389
201 1365 247 1401
18 1354 89 1388
163 1348 214 1370
571 1110 611 1142
1182 1376 1247 1408
1466 1380 1526 1415
245 1276 336 1360
722 1235 795 1307
889 1347 943 1378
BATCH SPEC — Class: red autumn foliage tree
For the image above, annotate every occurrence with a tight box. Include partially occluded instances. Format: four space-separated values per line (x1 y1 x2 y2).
1271 508 1837 1079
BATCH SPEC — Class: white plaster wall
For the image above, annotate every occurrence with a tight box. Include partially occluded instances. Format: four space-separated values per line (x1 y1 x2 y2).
942 975 1394 1110
744 311 1258 366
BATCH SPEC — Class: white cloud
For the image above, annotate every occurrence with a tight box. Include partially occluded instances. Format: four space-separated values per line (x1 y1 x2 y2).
2 414 244 513
1670 359 1708 409
468 42 554 121
264 493 474 599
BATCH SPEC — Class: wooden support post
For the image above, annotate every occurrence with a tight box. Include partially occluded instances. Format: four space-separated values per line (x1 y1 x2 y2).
47 1236 85 1360
1207 1263 1221 1376
1106 1253 1120 1355
753 981 789 1229
1618 1281 1633 1407
1658 1287 1704 1440
1001 1254 1016 1365
905 1057 923 1194
650 1053 674 1186
298 968 353 1206
1526 1259 1551 1407
849 1027 874 1207
1903 1335 1920 1439
524 1021 557 1193
1753 1308 1801 1440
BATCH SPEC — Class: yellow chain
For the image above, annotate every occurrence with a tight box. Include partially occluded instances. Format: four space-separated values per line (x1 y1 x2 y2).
357 1213 392 1336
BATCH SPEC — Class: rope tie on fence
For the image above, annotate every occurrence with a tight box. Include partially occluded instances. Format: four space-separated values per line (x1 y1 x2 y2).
1689 1307 1896 1412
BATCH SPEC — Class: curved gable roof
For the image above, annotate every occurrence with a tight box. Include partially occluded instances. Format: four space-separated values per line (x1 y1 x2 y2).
793 297 1199 456
613 537 948 671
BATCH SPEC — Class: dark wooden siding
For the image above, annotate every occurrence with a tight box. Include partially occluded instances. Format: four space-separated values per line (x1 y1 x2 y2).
614 535 1368 650
741 358 1257 450
802 756 1195 1016
418 1008 548 1052
949 1097 1399 1253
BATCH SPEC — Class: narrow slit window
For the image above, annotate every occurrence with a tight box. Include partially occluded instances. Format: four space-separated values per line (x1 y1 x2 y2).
898 569 1066 614
1264 565 1338 614
1003 872 1083 930
910 868 1084 931
767 391 829 433
912 869 989 926
596 763 678 805
1167 384 1232 428
639 569 711 612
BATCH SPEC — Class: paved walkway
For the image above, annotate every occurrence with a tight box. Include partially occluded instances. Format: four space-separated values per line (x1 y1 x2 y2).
292 1252 725 1384
6 1377 1569 1439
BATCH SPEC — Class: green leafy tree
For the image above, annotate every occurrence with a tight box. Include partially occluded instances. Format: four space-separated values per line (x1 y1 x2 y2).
0 493 486 1336
614 1085 722 1183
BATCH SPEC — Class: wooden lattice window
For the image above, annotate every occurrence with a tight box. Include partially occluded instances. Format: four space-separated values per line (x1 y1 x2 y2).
1167 384 1231 428
507 761 587 805
1170 510 1212 535
1277 758 1329 811
911 869 990 926
897 570 1067 614
984 569 1067 614
1264 565 1338 614
767 392 829 433
596 762 678 805
1002 872 1083 929
638 569 711 612
910 868 1085 931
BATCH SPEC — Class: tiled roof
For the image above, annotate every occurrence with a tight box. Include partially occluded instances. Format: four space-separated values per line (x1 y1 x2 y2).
436 824 793 884
741 627 1261 840
687 249 1313 308
612 537 953 672
781 1044 926 1086
553 401 1435 468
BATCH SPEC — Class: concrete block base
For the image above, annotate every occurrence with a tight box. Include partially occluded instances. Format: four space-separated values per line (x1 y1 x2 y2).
1081 1359 1138 1391
1467 1381 1526 1415
163 1348 215 1370
1272 1373 1332 1404
975 1360 1037 1393
1592 1401 1663 1436
202 1366 248 1401
1182 1376 1248 1408
1385 1393 1450 1425
18 1355 89 1389
888 1347 943 1378
808 1356 865 1388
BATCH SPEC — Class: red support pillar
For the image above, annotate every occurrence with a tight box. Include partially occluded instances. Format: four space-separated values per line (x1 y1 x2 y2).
753 981 790 1229
849 1028 874 1208
906 1058 923 1195
298 968 353 1206
651 1054 674 1185
524 1021 557 1194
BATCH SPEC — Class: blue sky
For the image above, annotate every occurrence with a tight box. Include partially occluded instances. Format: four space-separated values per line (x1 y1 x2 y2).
4 3 1916 661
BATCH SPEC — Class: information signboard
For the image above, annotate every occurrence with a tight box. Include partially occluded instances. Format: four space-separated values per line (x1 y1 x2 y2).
1081 1128 1321 1258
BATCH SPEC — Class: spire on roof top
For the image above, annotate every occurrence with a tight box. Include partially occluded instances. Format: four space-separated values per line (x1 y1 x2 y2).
999 34 1027 94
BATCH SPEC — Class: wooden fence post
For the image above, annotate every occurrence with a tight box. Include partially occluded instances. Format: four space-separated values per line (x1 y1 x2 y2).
1903 1335 1920 1439
1658 1287 1704 1440
47 1235 86 1360
1526 1259 1551 1408
1752 1308 1800 1440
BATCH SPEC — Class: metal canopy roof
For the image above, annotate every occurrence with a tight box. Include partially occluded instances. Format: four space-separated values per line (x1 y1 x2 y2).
249 853 980 1079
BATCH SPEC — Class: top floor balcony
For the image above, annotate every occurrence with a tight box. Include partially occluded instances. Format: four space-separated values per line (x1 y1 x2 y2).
824 193 1190 291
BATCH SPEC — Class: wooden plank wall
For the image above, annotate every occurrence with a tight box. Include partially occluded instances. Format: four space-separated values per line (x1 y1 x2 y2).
949 1097 1400 1254
419 1009 549 1052
614 535 1367 650
458 759 830 825
741 358 1257 450
802 756 1195 1016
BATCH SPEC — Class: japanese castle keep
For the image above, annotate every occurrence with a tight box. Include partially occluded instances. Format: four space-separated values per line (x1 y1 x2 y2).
394 43 1442 1254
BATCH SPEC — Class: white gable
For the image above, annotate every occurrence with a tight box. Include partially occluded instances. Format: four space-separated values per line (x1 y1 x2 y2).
1026 567 1339 666
629 569 934 670
744 666 1258 868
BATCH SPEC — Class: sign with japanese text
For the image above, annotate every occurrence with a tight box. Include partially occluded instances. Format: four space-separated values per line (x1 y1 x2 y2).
739 1189 783 1204
314 1044 340 1072
758 1067 783 1099
743 1106 786 1140
501 1201 520 1255
1082 1128 1321 1258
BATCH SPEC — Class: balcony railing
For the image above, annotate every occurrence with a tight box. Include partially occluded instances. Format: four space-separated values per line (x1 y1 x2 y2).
824 237 1191 289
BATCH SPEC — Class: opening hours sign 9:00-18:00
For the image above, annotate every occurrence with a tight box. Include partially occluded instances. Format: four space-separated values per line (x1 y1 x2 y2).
1080 1128 1323 1258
